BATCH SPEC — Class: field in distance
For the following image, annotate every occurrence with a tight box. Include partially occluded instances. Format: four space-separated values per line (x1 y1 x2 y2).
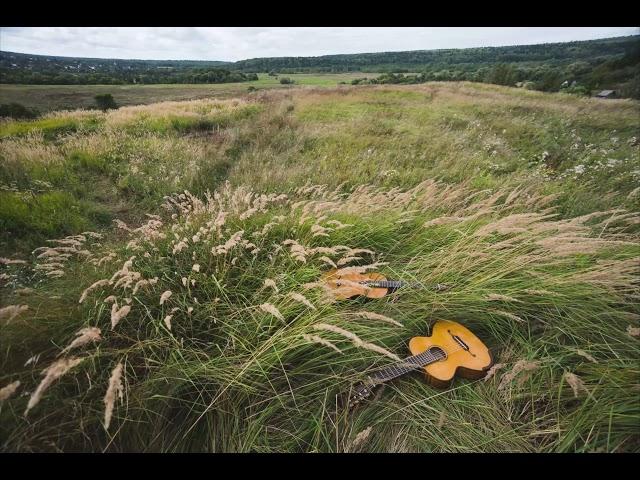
0 73 382 112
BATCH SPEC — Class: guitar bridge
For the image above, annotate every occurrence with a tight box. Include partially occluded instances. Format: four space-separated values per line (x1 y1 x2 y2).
449 330 476 357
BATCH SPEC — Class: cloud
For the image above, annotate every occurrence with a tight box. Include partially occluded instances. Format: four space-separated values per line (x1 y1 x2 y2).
1 27 637 61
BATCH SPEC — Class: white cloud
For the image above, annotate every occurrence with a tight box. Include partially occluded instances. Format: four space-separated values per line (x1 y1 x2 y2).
0 27 637 61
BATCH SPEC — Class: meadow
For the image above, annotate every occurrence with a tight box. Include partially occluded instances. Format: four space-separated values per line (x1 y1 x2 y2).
0 73 378 113
0 82 639 452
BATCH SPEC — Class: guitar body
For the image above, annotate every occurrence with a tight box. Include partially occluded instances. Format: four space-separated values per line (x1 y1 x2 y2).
409 320 493 388
346 320 494 408
321 269 389 300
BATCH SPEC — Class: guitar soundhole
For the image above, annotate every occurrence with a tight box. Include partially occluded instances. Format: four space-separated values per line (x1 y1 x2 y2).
428 346 447 361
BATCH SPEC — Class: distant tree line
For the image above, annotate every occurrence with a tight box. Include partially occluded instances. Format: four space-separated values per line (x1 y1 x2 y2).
347 42 640 99
0 52 257 85
1 36 638 97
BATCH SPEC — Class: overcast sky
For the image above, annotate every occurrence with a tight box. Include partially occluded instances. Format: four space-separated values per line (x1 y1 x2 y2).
1 27 638 61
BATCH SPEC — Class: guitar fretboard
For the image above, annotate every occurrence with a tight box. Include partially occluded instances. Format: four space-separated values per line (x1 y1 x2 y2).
360 280 449 291
361 280 406 289
368 347 446 384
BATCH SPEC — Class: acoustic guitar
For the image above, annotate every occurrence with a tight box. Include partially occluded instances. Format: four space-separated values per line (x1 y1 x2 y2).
321 268 449 300
347 320 493 408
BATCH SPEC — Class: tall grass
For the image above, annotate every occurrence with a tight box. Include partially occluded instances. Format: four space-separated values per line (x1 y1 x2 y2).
1 179 638 452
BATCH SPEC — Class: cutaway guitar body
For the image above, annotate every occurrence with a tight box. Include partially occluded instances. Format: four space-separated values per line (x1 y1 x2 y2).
321 269 390 300
347 320 494 408
409 320 493 388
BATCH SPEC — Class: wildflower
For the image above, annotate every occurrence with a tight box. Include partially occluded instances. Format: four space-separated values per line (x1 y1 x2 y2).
192 264 201 272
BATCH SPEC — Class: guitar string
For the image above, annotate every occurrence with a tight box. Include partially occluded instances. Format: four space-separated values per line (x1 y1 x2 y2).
366 343 472 383
349 344 474 402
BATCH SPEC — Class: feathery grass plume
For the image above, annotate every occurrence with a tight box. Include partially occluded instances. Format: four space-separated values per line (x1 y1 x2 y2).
103 362 124 431
492 310 525 323
262 278 279 292
103 295 117 304
78 279 112 304
111 304 131 329
15 287 34 296
131 279 150 295
164 315 173 330
568 348 598 363
45 270 65 278
498 360 540 390
355 311 403 327
326 220 354 230
337 256 363 266
627 325 640 337
484 363 505 382
25 357 84 416
563 371 588 398
0 305 29 325
523 289 563 297
486 294 523 303
192 263 201 272
59 327 101 356
319 256 338 268
346 426 372 453
313 323 400 361
260 303 284 321
288 292 316 310
160 290 173 305
0 257 27 265
0 380 21 402
302 334 342 353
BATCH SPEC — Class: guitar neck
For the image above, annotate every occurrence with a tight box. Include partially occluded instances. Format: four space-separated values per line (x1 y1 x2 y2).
362 280 449 291
362 280 406 289
368 348 446 384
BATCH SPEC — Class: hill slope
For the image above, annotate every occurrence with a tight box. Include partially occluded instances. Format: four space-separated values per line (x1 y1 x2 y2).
0 84 639 452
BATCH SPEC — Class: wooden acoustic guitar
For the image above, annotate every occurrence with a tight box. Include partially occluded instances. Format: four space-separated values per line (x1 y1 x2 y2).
321 268 449 300
347 320 493 408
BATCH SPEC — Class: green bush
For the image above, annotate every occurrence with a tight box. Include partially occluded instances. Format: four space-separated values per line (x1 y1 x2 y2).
0 103 39 119
279 77 294 85
94 94 118 111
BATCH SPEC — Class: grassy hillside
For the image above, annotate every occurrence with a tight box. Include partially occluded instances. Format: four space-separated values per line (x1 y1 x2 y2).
0 83 639 452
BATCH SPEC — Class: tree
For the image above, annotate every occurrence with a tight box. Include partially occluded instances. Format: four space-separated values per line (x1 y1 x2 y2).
94 94 118 111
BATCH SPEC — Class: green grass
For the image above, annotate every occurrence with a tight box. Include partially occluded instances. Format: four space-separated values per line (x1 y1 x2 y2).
0 82 638 452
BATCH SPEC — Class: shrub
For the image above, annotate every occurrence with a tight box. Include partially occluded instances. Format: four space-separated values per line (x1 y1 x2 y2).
0 103 39 119
279 77 294 85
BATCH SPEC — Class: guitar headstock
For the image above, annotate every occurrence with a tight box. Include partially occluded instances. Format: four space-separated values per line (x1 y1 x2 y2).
347 382 376 409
